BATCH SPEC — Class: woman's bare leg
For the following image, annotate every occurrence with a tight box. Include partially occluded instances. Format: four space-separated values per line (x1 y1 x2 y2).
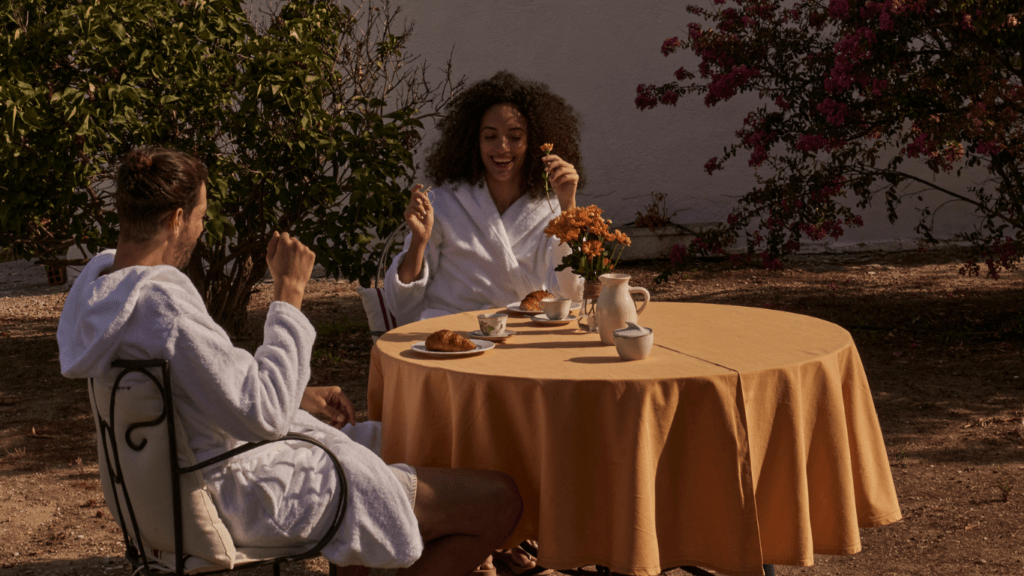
399 467 522 576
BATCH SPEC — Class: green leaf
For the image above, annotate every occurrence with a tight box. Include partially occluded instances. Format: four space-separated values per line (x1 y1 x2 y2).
110 21 126 42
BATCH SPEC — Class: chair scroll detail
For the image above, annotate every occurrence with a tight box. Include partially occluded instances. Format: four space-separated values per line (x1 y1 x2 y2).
89 358 349 576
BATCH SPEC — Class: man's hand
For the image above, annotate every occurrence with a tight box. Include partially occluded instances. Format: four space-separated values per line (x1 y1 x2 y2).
300 386 356 428
266 231 315 310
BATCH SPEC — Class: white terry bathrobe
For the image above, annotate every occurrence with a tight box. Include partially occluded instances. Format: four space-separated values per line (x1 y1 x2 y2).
384 181 584 324
56 251 423 568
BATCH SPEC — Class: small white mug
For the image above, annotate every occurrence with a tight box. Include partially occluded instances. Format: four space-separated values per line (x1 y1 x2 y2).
613 323 654 361
478 313 508 336
541 297 572 320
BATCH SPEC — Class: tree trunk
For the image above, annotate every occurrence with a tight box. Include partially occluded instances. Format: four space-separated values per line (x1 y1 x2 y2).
186 249 268 338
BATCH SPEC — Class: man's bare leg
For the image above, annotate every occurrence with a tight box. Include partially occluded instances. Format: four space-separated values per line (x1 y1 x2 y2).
399 467 522 576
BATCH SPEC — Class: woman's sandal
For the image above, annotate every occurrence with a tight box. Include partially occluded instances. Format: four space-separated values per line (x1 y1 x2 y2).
473 555 498 576
493 541 554 576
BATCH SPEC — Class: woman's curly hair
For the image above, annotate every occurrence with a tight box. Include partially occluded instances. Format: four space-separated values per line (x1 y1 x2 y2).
425 71 585 198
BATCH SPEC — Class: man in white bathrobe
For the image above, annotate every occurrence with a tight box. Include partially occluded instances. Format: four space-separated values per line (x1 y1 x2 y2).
57 147 522 576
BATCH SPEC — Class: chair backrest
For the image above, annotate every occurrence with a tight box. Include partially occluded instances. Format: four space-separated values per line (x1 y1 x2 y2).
89 359 348 575
360 223 408 342
373 223 409 290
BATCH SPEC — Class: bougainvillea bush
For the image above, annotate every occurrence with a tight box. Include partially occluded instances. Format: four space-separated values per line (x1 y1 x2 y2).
638 0 1022 278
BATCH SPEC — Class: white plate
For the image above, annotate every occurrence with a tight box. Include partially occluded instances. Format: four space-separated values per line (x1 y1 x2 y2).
504 303 546 316
530 314 579 326
468 329 518 342
411 339 495 357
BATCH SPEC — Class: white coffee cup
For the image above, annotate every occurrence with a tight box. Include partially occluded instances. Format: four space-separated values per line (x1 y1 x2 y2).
478 313 508 336
541 297 572 320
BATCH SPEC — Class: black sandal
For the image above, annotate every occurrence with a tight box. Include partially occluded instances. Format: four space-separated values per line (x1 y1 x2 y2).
494 541 554 576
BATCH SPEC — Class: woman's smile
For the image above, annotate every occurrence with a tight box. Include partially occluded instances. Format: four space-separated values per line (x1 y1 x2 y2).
479 103 528 186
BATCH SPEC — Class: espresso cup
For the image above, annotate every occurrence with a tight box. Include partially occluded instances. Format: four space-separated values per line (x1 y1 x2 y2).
478 313 508 336
541 297 572 320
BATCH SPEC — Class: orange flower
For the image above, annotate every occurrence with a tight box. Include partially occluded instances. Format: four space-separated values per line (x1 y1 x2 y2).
540 143 554 154
546 205 629 281
582 239 604 258
615 229 632 246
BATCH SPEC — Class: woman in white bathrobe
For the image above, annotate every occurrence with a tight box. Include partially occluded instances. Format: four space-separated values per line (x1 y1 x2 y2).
384 71 585 325
383 70 582 574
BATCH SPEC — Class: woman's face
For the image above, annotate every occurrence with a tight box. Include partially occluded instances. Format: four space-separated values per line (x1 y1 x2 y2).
479 103 528 187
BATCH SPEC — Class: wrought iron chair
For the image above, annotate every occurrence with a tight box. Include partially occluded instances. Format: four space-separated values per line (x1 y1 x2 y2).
358 223 408 343
88 359 349 576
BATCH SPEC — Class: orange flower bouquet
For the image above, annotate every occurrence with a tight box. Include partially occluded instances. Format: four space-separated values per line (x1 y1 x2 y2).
544 205 631 283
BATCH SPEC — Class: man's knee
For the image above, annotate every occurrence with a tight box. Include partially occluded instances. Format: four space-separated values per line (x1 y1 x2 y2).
484 471 523 531
412 467 522 541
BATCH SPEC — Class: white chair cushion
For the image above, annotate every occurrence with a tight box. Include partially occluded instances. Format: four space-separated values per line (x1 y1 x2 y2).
90 369 237 570
358 287 398 341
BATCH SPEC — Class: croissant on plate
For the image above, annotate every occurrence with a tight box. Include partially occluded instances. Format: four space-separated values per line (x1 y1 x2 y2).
425 329 476 352
520 290 554 312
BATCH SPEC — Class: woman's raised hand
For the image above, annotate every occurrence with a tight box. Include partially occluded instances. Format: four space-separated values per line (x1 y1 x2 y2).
397 184 433 284
544 154 579 212
403 184 434 243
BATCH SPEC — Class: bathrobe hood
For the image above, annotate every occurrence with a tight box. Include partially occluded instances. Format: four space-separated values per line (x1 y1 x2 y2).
58 250 199 379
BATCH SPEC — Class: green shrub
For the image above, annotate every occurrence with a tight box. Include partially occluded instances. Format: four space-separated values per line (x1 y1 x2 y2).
1 0 457 334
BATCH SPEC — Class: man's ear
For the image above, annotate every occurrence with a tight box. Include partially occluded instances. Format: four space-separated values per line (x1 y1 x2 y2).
167 207 185 236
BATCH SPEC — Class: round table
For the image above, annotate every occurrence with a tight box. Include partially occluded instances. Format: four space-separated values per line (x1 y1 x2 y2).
368 302 901 576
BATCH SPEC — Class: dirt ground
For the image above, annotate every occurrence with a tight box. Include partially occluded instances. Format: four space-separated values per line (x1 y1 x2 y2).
1 248 1022 576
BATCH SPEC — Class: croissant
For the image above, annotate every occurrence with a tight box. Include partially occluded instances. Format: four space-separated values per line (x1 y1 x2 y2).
520 290 554 312
425 329 477 352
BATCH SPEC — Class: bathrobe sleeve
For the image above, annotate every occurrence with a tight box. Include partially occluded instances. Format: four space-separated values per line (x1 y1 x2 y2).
148 287 316 444
382 223 443 325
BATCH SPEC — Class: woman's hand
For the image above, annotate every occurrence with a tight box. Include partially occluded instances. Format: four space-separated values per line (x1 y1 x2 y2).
398 184 433 284
300 386 356 428
403 184 434 244
544 154 578 212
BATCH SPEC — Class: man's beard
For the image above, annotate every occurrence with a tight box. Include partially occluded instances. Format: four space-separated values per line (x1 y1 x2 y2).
171 237 198 270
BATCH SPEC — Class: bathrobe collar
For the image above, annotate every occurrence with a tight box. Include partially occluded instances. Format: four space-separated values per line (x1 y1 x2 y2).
451 182 559 294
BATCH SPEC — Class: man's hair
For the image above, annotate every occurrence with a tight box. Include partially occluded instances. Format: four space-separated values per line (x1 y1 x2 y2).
115 147 208 243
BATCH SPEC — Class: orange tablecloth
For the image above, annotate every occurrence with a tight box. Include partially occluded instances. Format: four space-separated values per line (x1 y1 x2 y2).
368 302 901 576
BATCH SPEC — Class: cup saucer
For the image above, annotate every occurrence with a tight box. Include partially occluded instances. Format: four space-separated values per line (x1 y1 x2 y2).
530 314 578 326
468 329 517 342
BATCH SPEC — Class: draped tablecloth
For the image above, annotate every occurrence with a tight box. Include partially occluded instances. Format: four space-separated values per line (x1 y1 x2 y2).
368 302 901 576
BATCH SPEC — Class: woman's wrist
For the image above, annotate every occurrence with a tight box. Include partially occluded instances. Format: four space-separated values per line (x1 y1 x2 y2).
397 241 427 284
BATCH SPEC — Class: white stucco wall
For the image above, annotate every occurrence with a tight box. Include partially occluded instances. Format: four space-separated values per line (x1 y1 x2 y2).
249 0 984 252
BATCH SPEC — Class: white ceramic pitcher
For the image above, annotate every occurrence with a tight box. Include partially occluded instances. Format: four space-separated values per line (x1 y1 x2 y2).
595 273 650 345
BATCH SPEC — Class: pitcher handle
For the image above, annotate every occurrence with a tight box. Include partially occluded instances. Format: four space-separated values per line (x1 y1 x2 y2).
630 287 650 316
